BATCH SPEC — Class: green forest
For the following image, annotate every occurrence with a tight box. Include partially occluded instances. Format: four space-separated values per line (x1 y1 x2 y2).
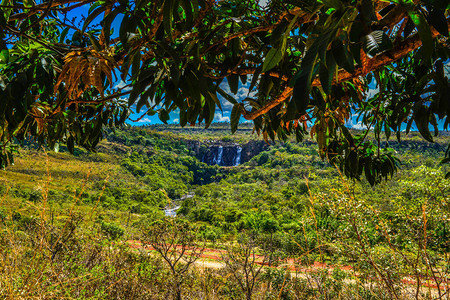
0 125 448 299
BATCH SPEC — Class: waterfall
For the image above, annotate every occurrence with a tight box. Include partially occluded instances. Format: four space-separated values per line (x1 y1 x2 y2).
234 146 242 166
212 146 223 165
164 206 181 217
216 146 223 165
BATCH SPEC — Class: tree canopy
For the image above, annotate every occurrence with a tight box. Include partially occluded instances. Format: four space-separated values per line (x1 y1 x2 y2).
0 0 449 183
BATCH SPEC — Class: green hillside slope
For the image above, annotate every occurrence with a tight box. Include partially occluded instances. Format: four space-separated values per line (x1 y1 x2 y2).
0 126 448 299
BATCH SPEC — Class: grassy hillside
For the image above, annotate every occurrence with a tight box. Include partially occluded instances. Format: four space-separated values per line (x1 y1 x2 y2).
0 126 449 299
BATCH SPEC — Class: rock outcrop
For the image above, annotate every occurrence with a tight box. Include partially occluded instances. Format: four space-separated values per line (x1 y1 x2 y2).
185 140 268 166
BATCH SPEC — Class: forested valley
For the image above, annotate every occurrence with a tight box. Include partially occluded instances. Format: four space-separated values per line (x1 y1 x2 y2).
0 124 448 299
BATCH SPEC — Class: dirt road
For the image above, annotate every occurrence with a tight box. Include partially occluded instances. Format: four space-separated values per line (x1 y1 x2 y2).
126 240 449 293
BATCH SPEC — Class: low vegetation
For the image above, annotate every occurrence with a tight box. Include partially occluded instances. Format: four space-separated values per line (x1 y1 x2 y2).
0 125 448 299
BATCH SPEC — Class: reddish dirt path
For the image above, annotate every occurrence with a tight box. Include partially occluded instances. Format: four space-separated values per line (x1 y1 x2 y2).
126 240 448 290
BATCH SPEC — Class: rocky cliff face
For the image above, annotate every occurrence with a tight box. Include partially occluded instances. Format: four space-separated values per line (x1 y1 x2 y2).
201 145 240 166
185 140 268 166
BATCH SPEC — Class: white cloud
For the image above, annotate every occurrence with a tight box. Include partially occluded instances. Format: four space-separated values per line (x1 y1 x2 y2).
219 81 231 94
135 117 152 123
214 112 230 123
352 122 367 130
221 98 234 111
237 87 250 99
172 118 179 123
366 86 379 99
114 80 131 91
350 121 367 130
346 117 368 130
219 80 258 112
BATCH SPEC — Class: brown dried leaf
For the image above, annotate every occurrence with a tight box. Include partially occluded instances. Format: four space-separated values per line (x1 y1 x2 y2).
55 50 116 100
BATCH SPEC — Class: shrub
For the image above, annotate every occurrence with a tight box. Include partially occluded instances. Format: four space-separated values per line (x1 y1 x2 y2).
0 208 6 223
100 221 125 240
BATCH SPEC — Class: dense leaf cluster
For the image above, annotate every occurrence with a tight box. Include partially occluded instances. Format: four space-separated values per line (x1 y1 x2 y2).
0 0 449 183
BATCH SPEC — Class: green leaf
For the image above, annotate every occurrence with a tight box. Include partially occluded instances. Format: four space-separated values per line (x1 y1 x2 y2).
364 158 375 186
262 46 284 73
361 0 378 25
315 119 330 159
429 111 439 136
319 51 336 95
204 100 215 128
322 0 343 10
88 2 102 14
82 5 106 32
427 8 449 37
408 10 434 60
158 109 170 124
164 0 174 40
179 106 187 126
128 87 140 107
0 7 7 27
136 93 149 113
331 39 354 73
88 33 102 52
188 0 199 19
180 0 194 28
131 51 141 79
230 104 241 133
249 66 262 92
119 14 135 47
136 0 152 9
208 91 222 110
413 105 433 142
217 87 237 105
101 8 121 45
312 88 326 110
270 20 288 46
339 123 354 144
59 28 69 43
406 116 413 134
384 121 391 140
290 33 331 117
362 30 393 58
228 74 239 95
0 49 9 64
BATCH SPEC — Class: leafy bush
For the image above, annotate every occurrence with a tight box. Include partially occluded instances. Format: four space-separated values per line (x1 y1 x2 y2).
0 208 6 223
100 221 125 240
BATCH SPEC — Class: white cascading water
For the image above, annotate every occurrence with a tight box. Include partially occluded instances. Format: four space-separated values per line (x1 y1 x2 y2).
213 146 223 165
234 146 242 166
164 206 181 217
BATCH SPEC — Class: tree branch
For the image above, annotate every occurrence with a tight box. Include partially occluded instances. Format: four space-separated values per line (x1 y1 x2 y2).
9 0 95 21
242 19 449 121
243 86 293 120
201 11 315 55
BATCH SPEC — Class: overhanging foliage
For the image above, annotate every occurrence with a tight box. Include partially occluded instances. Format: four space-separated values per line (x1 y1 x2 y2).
0 0 449 183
